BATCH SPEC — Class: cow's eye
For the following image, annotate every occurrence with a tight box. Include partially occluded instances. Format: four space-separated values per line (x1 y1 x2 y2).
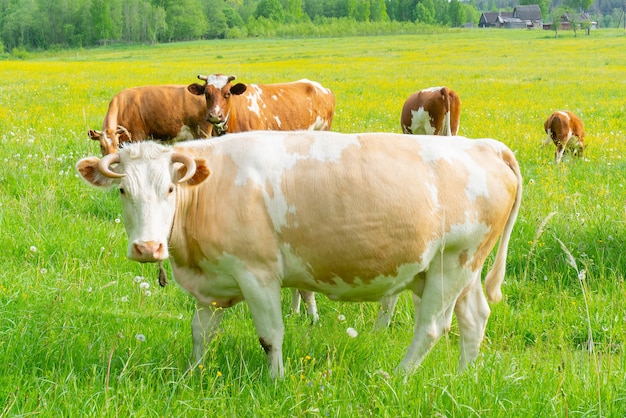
119 187 125 195
168 185 175 194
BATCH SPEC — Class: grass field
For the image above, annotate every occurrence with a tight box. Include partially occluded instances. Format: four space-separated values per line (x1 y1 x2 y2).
1 29 626 417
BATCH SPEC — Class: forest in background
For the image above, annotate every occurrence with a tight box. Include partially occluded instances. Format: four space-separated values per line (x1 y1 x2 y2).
0 0 623 53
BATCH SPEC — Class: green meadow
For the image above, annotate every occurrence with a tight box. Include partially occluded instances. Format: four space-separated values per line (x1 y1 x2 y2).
1 29 626 416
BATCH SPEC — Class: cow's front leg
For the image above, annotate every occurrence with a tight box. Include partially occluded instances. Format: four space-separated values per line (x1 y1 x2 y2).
191 302 224 367
239 275 285 378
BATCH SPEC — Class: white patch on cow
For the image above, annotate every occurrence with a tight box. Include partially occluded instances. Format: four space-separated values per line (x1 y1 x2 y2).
419 137 490 202
245 85 263 117
557 110 571 121
273 115 282 127
220 132 360 231
173 125 195 141
421 86 445 93
308 115 330 131
297 79 332 95
207 74 232 89
409 107 436 135
271 94 279 101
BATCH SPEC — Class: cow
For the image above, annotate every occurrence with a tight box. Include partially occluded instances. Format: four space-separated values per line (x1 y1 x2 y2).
543 110 585 163
88 85 211 155
186 74 335 136
76 131 522 378
401 86 461 136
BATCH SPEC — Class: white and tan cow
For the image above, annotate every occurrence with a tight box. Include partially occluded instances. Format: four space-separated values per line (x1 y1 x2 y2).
76 131 522 378
543 110 585 163
401 86 461 136
89 85 211 155
187 74 335 136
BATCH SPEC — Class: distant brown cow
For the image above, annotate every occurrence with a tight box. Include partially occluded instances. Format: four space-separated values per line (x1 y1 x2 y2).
187 74 335 136
401 87 461 136
89 85 211 155
543 110 585 163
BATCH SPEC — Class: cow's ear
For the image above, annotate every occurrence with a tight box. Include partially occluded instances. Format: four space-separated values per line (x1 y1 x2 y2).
187 83 205 96
177 158 211 186
76 157 117 189
230 83 247 96
88 130 101 140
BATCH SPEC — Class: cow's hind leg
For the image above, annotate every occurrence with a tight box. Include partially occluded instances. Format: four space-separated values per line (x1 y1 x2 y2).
397 260 473 375
191 303 225 367
374 294 400 329
454 272 490 372
290 289 319 323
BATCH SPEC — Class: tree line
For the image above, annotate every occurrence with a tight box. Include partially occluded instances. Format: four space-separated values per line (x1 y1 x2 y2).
0 0 618 53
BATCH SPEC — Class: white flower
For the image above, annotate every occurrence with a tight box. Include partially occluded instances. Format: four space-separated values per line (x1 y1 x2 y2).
144 290 152 297
139 282 150 290
121 296 129 303
346 327 358 338
134 276 143 283
29 246 37 252
337 314 346 322
135 333 146 342
114 218 121 224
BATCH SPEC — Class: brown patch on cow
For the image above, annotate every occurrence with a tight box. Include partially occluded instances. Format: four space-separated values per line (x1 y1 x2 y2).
401 87 461 135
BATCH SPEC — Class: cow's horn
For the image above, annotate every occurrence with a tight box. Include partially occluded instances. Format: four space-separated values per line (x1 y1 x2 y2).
98 153 125 178
197 74 208 81
172 152 196 183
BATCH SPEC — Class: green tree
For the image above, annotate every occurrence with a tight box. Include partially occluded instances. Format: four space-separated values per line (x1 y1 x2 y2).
370 0 389 21
284 0 307 22
255 0 285 21
165 0 208 41
448 0 465 26
415 0 436 24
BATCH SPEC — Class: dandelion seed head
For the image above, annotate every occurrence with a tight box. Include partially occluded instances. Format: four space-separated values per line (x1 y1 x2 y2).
346 327 358 338
337 314 346 322
121 296 129 303
135 333 146 342
134 276 143 283
30 246 37 253
144 290 151 297
139 282 150 290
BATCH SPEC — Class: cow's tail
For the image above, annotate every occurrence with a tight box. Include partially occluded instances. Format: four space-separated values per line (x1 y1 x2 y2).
440 87 452 136
484 146 523 303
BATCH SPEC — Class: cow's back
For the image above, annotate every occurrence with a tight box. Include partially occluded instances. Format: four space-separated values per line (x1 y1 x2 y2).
106 85 209 140
171 132 518 301
230 81 335 132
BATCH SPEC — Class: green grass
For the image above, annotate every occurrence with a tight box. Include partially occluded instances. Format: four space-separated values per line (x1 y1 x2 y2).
2 29 626 416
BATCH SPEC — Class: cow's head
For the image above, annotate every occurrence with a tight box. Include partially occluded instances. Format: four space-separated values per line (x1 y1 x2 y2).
187 74 247 134
88 125 132 156
76 142 210 262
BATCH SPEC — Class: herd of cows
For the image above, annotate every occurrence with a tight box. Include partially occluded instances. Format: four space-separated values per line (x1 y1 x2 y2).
76 74 583 377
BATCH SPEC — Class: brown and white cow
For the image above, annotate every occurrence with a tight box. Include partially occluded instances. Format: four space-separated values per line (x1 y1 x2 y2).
89 85 211 155
187 74 335 136
401 87 461 136
543 110 585 163
76 131 522 378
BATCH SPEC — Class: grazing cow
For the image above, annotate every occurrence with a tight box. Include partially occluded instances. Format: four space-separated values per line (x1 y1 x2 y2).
76 131 522 378
187 74 335 136
89 85 211 155
401 86 461 136
543 110 585 163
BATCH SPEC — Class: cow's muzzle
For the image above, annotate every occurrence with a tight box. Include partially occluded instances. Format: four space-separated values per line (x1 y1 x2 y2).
130 240 168 262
